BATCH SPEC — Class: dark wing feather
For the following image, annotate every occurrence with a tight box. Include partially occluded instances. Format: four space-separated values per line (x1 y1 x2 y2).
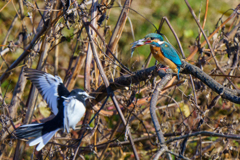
24 68 70 115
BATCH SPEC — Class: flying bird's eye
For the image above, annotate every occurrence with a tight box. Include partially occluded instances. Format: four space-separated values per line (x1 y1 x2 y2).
82 95 88 99
151 37 154 40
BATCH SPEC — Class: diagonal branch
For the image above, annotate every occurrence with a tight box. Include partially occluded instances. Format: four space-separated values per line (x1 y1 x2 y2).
181 61 240 103
106 0 132 57
85 22 140 160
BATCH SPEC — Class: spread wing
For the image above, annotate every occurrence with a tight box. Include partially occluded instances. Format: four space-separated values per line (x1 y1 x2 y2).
24 68 70 115
160 42 182 67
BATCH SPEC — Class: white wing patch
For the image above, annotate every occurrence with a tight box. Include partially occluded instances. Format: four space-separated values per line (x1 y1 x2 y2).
63 98 86 133
34 74 62 115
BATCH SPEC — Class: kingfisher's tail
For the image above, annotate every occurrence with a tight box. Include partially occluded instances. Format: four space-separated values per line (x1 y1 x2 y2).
15 123 59 151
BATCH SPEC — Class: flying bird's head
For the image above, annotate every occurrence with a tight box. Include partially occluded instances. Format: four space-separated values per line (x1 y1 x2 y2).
71 89 95 102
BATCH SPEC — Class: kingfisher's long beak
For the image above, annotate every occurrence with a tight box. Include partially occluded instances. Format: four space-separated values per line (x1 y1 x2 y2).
143 40 152 45
131 38 150 57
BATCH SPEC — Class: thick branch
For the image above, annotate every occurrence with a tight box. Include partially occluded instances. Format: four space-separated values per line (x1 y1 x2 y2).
94 66 158 102
150 73 172 160
93 61 240 106
181 61 240 103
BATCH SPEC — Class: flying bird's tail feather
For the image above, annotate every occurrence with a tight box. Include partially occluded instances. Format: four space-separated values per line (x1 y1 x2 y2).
15 123 43 139
15 123 59 151
28 129 59 151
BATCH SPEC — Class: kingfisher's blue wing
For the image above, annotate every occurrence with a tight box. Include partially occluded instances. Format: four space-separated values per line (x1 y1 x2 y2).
159 42 182 67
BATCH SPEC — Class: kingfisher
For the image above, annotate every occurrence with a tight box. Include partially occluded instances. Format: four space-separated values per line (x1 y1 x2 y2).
15 68 94 151
131 33 182 79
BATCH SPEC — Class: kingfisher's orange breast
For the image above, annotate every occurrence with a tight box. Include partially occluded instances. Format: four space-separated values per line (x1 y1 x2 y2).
150 46 178 73
150 46 165 63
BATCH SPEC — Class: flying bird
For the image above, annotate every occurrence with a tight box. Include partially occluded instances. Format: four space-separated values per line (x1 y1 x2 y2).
15 68 94 151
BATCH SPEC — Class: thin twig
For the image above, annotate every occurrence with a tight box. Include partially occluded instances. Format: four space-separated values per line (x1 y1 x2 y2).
85 22 140 160
158 17 185 59
73 95 109 160
184 0 238 89
165 131 240 144
186 4 239 61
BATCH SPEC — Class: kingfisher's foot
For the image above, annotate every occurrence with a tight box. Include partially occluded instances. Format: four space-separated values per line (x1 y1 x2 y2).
157 67 169 72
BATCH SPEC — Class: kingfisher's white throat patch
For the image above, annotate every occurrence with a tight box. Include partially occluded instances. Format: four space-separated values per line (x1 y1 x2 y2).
157 41 164 45
150 39 164 46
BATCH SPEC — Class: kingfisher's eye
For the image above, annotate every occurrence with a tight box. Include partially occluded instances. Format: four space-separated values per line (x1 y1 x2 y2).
151 37 154 40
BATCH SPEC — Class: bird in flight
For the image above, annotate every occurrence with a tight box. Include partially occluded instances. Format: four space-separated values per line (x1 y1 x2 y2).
15 68 94 151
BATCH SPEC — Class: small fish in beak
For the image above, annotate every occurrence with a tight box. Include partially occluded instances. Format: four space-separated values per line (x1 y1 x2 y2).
130 38 147 57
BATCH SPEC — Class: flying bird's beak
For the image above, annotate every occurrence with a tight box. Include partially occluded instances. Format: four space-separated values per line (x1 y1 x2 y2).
87 95 95 99
130 38 148 57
